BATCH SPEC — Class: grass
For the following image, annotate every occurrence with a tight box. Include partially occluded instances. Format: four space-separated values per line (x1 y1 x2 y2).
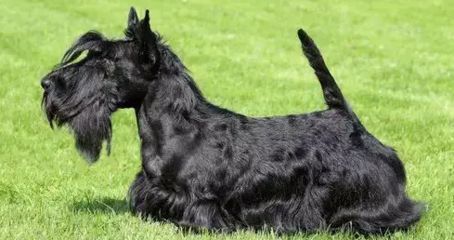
1 0 453 239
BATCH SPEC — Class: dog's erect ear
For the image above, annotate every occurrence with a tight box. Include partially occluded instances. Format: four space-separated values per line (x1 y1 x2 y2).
142 9 150 25
125 8 156 42
136 10 159 64
128 7 139 27
138 9 157 45
125 9 158 64
137 10 157 44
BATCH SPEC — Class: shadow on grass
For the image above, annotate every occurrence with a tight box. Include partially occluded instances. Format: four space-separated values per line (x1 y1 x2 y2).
71 197 129 215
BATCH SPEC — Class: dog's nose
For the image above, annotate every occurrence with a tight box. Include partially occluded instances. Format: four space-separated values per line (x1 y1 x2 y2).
41 79 51 90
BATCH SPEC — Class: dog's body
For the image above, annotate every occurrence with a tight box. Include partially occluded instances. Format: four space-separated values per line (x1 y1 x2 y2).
41 8 422 234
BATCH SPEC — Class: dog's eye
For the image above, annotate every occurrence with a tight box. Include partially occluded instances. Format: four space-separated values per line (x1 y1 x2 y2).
87 50 102 58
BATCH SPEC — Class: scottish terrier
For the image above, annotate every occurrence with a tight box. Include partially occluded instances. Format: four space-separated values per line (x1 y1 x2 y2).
41 7 423 234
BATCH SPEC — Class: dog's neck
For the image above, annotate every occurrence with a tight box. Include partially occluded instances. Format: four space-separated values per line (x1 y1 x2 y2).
136 42 206 129
154 42 205 115
138 42 235 121
135 42 221 168
134 41 242 161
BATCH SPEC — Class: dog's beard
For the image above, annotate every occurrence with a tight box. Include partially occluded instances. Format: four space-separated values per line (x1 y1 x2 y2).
43 94 112 163
69 102 112 163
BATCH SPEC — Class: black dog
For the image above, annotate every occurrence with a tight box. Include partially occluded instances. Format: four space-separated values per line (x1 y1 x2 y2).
41 8 423 234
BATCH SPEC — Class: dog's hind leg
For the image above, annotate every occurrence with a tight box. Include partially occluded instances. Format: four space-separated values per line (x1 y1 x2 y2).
329 194 424 234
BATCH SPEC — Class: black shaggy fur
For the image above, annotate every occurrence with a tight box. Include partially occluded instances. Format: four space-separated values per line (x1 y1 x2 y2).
41 8 423 234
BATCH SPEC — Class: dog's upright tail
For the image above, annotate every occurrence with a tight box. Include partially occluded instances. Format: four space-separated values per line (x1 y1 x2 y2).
297 29 348 111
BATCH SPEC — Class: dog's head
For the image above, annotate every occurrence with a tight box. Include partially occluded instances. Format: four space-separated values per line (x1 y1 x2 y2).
41 8 160 162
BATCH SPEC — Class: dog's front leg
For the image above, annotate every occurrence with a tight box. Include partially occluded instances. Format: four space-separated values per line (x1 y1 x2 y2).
128 171 149 215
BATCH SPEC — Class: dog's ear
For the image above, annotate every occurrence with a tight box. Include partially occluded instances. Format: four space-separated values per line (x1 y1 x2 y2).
125 8 156 43
137 10 159 64
137 10 157 44
127 7 139 28
125 9 159 64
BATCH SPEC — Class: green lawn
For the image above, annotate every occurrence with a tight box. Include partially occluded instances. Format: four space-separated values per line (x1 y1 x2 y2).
1 0 453 239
